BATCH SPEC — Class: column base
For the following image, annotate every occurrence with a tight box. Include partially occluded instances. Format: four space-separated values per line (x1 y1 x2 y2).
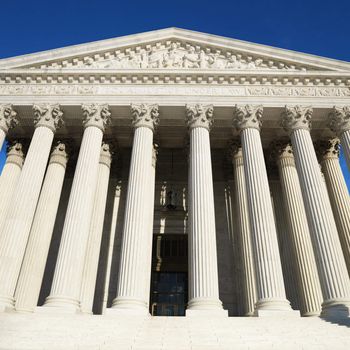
302 310 321 317
0 295 15 313
110 296 149 316
186 297 227 317
255 298 293 311
42 295 80 313
321 299 350 319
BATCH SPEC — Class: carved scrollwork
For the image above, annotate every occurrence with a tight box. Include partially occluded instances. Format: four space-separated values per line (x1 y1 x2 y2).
0 104 19 133
281 105 313 133
328 106 350 136
186 104 214 131
33 104 64 132
81 103 111 132
232 104 263 131
130 103 159 131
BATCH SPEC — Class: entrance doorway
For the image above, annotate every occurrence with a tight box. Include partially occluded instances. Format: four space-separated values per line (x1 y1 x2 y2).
150 234 188 316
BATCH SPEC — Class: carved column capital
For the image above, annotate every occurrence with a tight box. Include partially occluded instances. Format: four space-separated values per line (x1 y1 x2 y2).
269 140 295 169
0 104 19 133
131 103 159 131
281 105 313 134
81 104 111 132
328 106 350 136
314 138 340 161
229 140 243 160
232 104 263 131
6 140 25 167
33 104 64 132
49 141 69 167
99 141 114 168
186 104 214 131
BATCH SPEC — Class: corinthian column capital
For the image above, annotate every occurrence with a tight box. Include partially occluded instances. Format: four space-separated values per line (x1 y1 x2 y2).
81 104 111 132
99 141 114 168
281 105 313 134
33 104 64 132
270 140 294 159
315 138 340 161
0 104 19 133
49 141 69 167
186 104 214 131
131 103 159 131
232 104 263 131
328 106 350 136
6 140 25 167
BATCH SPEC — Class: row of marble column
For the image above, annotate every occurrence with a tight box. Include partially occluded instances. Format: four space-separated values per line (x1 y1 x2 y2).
0 103 349 318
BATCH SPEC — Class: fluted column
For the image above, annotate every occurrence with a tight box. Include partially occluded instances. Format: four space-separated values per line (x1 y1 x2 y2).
315 139 350 277
45 104 111 311
0 104 19 151
0 104 64 311
15 141 69 313
272 141 323 316
231 142 257 316
268 176 300 311
80 142 113 314
0 141 25 231
112 104 159 314
328 106 350 169
282 106 350 318
186 104 225 315
232 105 292 315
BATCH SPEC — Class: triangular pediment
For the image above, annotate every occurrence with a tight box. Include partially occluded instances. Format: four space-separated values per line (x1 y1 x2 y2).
0 28 350 73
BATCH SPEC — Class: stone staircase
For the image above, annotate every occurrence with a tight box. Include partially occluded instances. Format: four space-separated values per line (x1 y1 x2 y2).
0 313 350 350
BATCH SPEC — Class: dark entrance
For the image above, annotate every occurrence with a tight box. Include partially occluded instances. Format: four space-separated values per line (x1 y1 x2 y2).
150 234 188 316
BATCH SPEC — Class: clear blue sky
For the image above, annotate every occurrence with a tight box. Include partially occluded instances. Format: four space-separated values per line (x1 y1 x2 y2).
0 0 349 189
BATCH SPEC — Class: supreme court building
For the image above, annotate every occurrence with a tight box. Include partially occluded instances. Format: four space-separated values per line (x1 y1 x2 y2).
0 28 350 349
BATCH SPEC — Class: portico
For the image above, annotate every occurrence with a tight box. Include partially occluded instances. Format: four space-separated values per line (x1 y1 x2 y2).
0 28 349 321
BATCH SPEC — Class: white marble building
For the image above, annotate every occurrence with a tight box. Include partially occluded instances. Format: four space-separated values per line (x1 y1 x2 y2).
0 28 350 349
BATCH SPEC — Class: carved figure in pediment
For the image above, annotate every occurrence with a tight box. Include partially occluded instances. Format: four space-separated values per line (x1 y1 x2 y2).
105 53 128 68
226 53 240 69
183 46 200 68
198 50 208 68
140 52 149 68
207 53 226 69
128 52 142 68
163 43 184 68
149 47 164 68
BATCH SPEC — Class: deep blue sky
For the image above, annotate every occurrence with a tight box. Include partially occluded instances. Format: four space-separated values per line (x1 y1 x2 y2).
0 0 349 189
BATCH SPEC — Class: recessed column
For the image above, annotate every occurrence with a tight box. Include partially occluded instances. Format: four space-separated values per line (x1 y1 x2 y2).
15 141 69 313
80 141 113 314
272 141 323 316
315 138 350 277
0 104 19 151
232 105 293 316
230 142 257 316
44 104 111 311
0 141 25 230
0 104 64 311
281 105 350 318
328 106 350 169
111 104 159 314
186 104 226 316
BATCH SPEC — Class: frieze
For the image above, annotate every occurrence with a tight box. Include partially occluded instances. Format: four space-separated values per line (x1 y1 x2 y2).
0 84 349 98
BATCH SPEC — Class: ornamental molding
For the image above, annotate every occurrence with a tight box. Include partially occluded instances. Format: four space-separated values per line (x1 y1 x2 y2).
33 103 64 132
1 84 348 99
131 103 159 131
0 104 19 133
81 103 111 131
281 105 313 133
186 104 214 131
232 104 263 131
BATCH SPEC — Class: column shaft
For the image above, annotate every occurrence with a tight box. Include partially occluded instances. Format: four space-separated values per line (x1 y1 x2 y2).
291 128 350 316
15 142 68 312
241 128 291 311
80 144 112 314
45 127 103 310
112 127 153 311
277 149 322 316
0 126 54 309
232 148 257 316
0 142 24 231
340 131 350 169
0 129 5 151
187 126 223 311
